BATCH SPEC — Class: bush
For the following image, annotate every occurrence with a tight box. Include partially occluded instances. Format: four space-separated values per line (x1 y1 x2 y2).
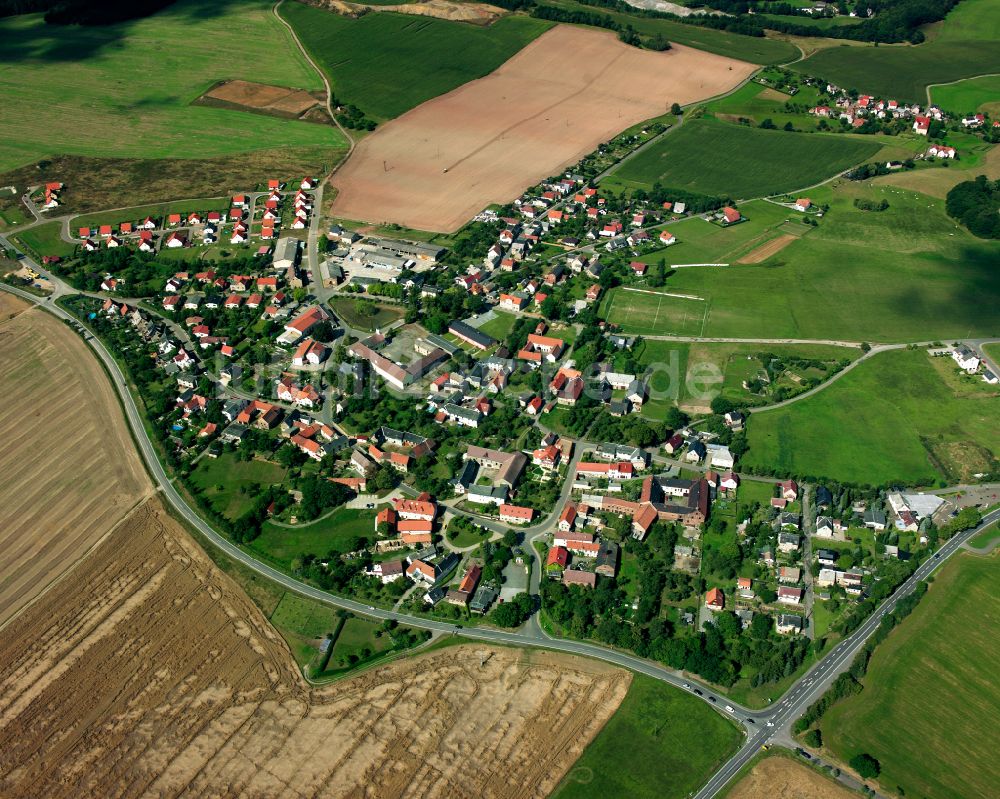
803 728 822 748
850 752 881 780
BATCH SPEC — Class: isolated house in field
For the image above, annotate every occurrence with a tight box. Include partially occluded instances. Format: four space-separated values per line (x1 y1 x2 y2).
794 198 811 212
721 207 742 225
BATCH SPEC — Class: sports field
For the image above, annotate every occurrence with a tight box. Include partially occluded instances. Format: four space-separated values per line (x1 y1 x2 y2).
744 349 1000 485
603 287 709 336
0 0 345 171
550 673 741 799
823 553 1000 799
280 4 551 121
605 118 880 198
331 26 755 231
930 74 1000 116
612 183 1000 341
794 0 1000 101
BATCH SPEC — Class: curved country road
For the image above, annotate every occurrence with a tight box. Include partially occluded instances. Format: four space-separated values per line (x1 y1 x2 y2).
4 277 999 797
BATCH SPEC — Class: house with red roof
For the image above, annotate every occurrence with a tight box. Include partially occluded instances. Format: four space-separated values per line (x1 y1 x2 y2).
705 587 725 610
721 207 742 225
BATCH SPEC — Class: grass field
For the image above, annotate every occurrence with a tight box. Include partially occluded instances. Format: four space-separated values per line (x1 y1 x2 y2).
744 349 1000 486
550 674 742 799
794 0 1000 101
190 452 288 521
280 5 551 122
605 117 880 198
609 182 1000 341
637 199 806 266
477 310 519 341
12 222 76 259
0 0 346 171
328 297 404 331
250 506 377 567
931 74 1000 115
632 333 857 413
823 553 1000 798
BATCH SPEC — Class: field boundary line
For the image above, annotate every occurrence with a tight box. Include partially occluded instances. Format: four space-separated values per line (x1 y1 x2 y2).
0 493 154 634
924 72 1000 104
622 286 704 301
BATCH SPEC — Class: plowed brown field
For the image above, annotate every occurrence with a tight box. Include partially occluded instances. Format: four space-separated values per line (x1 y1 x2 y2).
0 297 148 625
330 24 755 231
0 498 629 798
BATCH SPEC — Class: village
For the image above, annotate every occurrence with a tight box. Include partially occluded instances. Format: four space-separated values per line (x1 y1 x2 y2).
30 157 976 693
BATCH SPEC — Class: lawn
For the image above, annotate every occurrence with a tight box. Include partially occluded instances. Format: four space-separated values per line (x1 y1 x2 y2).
823 553 1000 799
794 0 1000 101
610 182 1000 341
931 74 1000 115
477 310 518 341
744 349 1000 486
12 222 76 259
0 0 346 171
329 296 405 331
189 451 288 521
550 674 742 799
280 5 551 122
604 117 879 199
249 506 377 567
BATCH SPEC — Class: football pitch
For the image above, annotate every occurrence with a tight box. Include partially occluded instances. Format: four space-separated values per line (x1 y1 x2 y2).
602 288 709 336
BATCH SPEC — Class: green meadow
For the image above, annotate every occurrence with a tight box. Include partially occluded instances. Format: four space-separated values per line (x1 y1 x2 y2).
0 0 346 171
795 0 1000 101
824 554 1000 799
607 183 1000 342
931 74 1000 115
550 674 741 799
604 117 879 198
744 349 1000 486
280 5 551 121
249 507 378 568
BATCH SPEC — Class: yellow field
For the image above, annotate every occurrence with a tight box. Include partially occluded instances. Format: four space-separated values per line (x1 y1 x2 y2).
0 295 148 625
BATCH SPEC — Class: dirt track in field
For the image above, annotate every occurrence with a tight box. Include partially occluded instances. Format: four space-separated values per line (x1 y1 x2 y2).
0 297 148 626
0 497 629 798
728 755 857 799
330 24 756 231
738 233 796 263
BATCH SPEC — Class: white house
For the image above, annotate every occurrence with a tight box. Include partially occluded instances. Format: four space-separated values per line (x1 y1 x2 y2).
952 346 980 372
928 145 956 159
658 230 676 246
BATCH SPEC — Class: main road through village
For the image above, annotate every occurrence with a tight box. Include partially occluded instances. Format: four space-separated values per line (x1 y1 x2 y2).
2 261 997 797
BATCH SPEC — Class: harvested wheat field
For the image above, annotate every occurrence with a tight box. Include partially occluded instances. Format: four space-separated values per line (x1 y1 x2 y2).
0 497 630 798
0 297 148 625
318 0 506 23
728 755 856 799
330 24 755 231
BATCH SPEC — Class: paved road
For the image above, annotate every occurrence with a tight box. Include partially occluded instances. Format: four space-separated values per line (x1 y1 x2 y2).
693 506 1000 798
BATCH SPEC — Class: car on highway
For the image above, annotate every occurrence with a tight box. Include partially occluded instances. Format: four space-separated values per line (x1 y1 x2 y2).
766 721 774 727
725 705 735 713
746 718 755 724
683 683 691 689
693 689 703 696
708 696 716 703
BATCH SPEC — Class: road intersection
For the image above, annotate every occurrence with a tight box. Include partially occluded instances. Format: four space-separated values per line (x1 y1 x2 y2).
2 249 998 798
